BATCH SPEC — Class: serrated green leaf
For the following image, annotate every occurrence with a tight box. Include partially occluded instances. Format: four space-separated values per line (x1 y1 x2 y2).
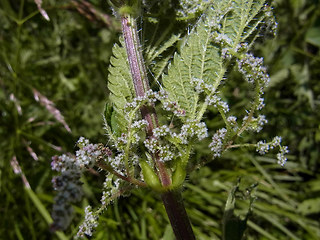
146 33 180 82
162 1 269 120
162 10 223 120
146 34 180 64
162 52 199 119
107 38 135 136
220 0 267 47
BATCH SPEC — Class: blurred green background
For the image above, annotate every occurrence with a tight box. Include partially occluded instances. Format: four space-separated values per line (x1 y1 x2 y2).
0 0 319 239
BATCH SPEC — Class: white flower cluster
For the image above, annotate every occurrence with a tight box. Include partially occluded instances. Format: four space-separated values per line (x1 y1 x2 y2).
256 140 269 155
153 125 170 138
131 119 149 130
277 146 289 166
114 133 128 150
221 43 249 60
169 120 208 144
103 151 125 173
147 90 187 117
52 138 105 173
144 138 158 153
176 0 211 18
143 120 208 162
124 89 185 117
190 78 229 113
162 101 186 116
262 4 278 36
76 206 99 238
125 89 166 110
237 53 270 91
158 144 175 162
256 115 268 132
125 95 147 110
179 120 208 142
124 90 157 114
243 115 268 132
147 89 168 100
143 137 175 162
214 32 233 46
51 154 77 172
76 137 102 168
191 77 216 94
235 42 249 53
221 48 232 60
227 116 237 123
51 138 111 232
101 175 121 206
209 128 227 157
227 116 238 130
130 120 150 144
256 136 289 166
257 97 265 110
205 95 229 113
132 133 141 144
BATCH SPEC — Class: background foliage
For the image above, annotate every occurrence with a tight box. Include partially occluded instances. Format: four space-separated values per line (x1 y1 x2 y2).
0 0 319 239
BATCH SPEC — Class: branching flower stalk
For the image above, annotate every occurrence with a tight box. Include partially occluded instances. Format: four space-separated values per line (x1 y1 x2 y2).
50 0 289 239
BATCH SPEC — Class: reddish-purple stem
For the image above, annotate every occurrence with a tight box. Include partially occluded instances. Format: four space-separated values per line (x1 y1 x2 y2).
119 11 196 240
121 15 171 187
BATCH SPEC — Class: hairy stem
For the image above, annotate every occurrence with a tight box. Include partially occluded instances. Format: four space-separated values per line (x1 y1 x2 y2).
121 14 171 186
120 13 196 240
96 161 147 187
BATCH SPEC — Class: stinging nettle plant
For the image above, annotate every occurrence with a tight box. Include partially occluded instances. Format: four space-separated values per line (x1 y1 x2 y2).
51 0 289 239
